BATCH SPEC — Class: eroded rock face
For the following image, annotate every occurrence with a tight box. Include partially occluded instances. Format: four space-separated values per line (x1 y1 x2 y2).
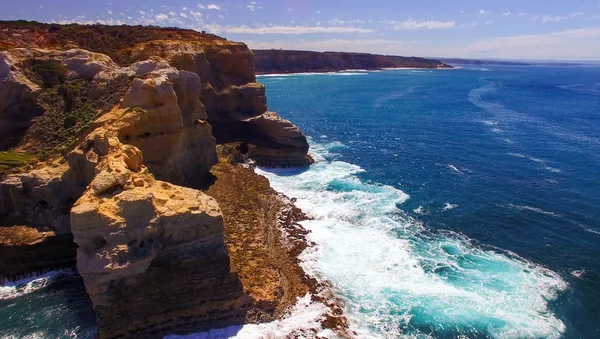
0 26 318 337
0 226 76 283
252 49 450 73
0 164 79 233
128 41 312 167
107 62 218 187
0 51 42 150
70 132 248 338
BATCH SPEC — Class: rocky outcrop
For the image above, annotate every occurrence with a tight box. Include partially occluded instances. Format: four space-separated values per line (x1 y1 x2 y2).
253 49 451 74
69 132 248 338
99 60 218 187
125 40 312 167
0 21 325 338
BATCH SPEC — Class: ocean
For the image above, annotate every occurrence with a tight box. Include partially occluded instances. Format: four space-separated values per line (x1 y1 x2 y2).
256 66 600 338
1 65 599 338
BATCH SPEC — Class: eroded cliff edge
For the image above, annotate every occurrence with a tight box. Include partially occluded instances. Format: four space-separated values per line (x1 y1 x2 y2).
253 49 451 74
0 21 336 338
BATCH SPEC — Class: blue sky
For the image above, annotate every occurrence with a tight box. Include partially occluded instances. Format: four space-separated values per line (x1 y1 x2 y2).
3 0 600 60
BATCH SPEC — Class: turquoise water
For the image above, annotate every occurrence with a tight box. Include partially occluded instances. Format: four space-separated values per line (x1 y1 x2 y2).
2 66 599 338
256 66 600 338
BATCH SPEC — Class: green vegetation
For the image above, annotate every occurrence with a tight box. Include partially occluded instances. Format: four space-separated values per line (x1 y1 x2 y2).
0 20 226 66
13 59 133 160
25 75 131 156
0 151 35 174
30 60 67 88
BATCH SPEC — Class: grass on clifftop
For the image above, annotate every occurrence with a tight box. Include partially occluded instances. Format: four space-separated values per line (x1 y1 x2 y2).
0 20 229 65
15 59 132 162
0 151 36 175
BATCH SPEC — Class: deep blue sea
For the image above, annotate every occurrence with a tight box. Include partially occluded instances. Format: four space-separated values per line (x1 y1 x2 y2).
1 65 599 339
256 65 600 338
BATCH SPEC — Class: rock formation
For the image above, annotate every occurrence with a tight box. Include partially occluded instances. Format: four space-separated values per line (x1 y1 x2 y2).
69 130 248 338
0 21 339 338
253 49 451 74
126 40 312 167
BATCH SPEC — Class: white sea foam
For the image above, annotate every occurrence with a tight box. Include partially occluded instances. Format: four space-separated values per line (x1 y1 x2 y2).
413 206 425 215
481 120 498 126
528 157 545 163
469 80 600 148
506 204 560 217
257 71 367 77
507 153 562 173
580 225 600 235
544 165 562 173
373 88 415 108
256 141 568 339
447 164 461 173
443 202 458 211
0 270 73 300
164 294 334 339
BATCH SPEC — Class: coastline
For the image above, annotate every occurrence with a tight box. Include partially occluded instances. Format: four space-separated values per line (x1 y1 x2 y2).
256 66 454 77
204 144 350 336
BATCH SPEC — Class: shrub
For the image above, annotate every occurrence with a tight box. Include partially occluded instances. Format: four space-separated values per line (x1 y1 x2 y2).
31 60 67 88
63 114 78 128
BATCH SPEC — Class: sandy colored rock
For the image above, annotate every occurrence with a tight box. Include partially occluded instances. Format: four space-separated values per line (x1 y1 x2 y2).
70 132 248 338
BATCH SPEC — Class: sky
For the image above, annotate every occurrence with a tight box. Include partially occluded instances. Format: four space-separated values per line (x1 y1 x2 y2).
3 0 600 60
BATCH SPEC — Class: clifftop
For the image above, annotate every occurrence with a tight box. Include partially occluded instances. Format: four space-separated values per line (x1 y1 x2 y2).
253 49 451 74
0 20 234 65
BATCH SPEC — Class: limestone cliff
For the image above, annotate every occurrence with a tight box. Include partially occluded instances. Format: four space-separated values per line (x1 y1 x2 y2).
0 21 333 338
253 49 451 74
69 130 248 338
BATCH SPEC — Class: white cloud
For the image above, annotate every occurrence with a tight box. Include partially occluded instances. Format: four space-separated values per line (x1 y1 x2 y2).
444 27 600 59
180 12 188 18
206 24 373 34
155 13 169 22
189 10 203 21
479 9 491 16
169 11 175 16
540 15 560 22
393 19 455 30
107 10 113 15
535 12 586 23
502 11 511 16
197 4 205 9
247 2 262 12
207 4 221 10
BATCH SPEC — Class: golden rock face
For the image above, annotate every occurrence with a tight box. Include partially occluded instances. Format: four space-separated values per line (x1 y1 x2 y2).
0 22 327 338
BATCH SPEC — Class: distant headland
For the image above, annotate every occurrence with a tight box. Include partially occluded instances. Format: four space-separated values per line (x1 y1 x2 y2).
252 49 452 74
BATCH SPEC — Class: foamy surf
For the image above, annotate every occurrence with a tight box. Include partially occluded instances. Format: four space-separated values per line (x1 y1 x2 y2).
256 141 568 338
164 294 335 339
0 269 74 300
